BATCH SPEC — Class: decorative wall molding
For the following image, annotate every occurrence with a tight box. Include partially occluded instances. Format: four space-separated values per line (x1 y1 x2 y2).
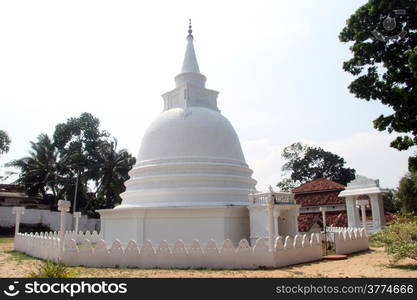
64 230 102 243
15 228 369 268
332 227 369 254
15 232 323 269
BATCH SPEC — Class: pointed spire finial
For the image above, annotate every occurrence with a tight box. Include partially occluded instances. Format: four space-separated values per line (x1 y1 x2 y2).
188 19 193 37
180 19 200 74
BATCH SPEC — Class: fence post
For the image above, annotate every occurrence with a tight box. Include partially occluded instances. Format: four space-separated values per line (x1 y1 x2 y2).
356 199 369 233
57 200 71 256
12 206 25 236
319 206 328 255
73 212 81 234
267 186 276 252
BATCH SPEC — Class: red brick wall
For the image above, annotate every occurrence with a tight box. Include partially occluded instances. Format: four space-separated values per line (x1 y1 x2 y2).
295 191 345 207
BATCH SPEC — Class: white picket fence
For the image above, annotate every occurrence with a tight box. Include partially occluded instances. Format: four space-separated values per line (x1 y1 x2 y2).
333 228 369 254
326 226 350 232
15 232 323 269
15 232 61 261
64 230 102 243
14 227 370 268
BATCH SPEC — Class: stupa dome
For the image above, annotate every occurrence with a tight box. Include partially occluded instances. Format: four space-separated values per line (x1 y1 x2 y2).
117 22 256 209
138 107 245 163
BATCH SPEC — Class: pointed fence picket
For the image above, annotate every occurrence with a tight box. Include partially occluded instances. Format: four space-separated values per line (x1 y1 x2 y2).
13 229 366 269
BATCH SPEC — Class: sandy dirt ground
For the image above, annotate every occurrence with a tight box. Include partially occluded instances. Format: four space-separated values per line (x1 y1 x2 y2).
1 237 416 278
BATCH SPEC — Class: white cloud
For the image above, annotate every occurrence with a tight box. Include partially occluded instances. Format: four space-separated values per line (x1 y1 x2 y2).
243 131 413 191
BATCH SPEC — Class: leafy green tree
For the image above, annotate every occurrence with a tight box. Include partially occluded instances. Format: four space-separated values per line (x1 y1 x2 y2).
0 130 11 156
7 134 61 207
276 178 298 192
54 112 109 179
339 0 417 171
397 172 417 214
277 143 307 191
84 139 136 216
9 113 136 215
277 142 356 191
53 113 110 211
95 139 136 207
383 188 400 213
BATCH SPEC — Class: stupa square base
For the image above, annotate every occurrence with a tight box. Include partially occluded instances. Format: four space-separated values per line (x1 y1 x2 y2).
99 205 250 247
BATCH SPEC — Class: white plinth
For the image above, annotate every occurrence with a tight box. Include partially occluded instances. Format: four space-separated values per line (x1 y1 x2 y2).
99 205 249 247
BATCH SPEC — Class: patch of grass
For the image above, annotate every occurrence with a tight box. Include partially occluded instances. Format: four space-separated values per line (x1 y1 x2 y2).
369 234 385 248
186 268 233 272
0 237 14 244
5 250 34 262
288 270 304 276
179 268 214 272
28 260 78 278
387 263 417 271
322 242 336 255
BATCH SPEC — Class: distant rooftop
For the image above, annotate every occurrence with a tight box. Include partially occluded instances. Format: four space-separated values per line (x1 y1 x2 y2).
292 178 345 194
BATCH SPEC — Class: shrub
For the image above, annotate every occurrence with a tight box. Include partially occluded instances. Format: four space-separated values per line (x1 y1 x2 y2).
28 260 77 278
372 214 417 262
397 172 417 214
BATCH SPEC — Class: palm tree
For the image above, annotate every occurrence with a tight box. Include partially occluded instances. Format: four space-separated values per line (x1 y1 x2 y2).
8 129 136 215
95 139 135 208
0 129 11 156
7 134 61 207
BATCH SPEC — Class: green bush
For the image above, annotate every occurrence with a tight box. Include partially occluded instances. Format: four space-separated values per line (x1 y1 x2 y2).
397 172 417 214
28 260 77 278
372 215 417 262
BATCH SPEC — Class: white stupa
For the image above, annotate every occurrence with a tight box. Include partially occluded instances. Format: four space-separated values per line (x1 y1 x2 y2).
99 22 257 246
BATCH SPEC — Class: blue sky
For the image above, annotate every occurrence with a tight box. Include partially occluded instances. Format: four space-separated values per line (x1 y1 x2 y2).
0 0 413 190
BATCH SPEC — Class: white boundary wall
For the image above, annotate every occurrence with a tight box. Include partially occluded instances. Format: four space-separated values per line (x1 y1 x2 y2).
333 228 369 254
64 230 102 243
15 233 323 269
326 226 350 232
0 207 100 232
15 232 61 261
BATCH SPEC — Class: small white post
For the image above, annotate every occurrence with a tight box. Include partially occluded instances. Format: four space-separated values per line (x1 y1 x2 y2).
273 210 279 238
267 186 276 251
57 200 71 255
248 188 255 204
73 212 81 234
319 206 327 230
356 199 369 233
319 206 328 255
369 194 385 232
12 207 25 236
293 207 300 235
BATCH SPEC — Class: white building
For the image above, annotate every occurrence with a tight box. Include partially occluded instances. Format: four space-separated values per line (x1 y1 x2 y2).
339 175 387 233
99 23 300 246
248 189 300 245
